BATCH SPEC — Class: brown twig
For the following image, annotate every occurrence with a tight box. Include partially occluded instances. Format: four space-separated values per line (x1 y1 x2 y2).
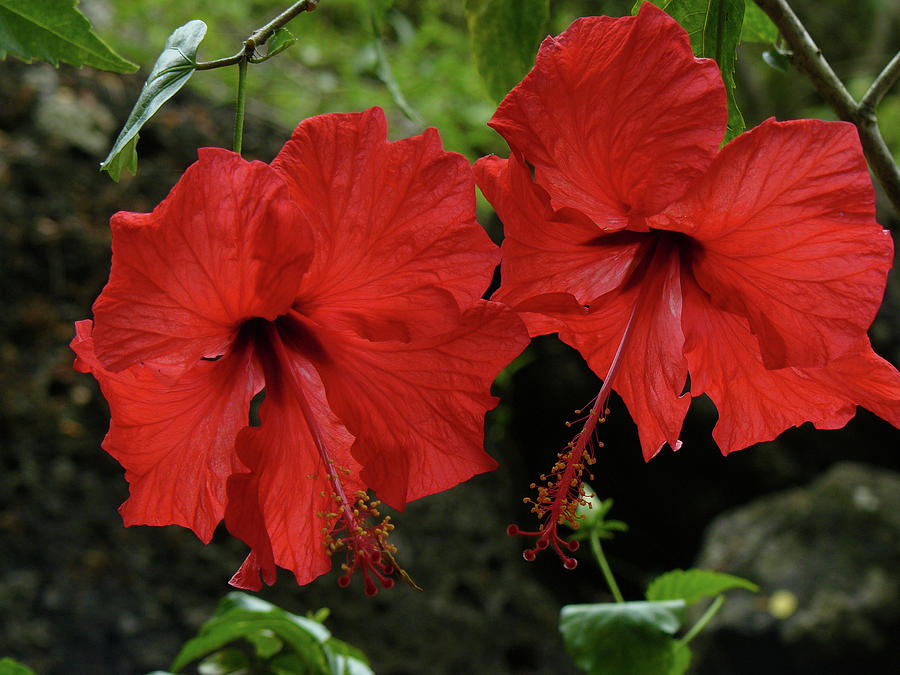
754 0 900 219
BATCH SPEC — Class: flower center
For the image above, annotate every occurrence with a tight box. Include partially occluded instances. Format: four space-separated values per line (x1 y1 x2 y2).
237 313 414 594
508 232 682 567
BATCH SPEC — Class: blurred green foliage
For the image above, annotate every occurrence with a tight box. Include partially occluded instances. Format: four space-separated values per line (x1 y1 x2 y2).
91 0 499 158
88 0 899 174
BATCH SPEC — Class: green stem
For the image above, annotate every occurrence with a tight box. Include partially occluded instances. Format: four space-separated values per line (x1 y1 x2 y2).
367 0 424 126
676 594 725 646
233 55 248 153
589 531 624 603
195 0 320 71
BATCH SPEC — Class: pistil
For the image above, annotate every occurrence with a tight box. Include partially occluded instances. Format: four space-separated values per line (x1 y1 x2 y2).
263 320 411 595
508 270 653 568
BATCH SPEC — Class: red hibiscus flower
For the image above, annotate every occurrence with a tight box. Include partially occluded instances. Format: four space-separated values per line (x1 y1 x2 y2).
474 3 900 567
72 107 529 593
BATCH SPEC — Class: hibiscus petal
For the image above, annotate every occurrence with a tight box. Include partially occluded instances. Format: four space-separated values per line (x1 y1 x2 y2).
681 274 900 453
497 244 689 461
489 3 725 227
546 247 688 460
475 153 646 309
610 243 690 459
657 119 893 369
225 333 361 589
272 107 498 342
310 301 529 510
70 320 260 544
92 148 312 373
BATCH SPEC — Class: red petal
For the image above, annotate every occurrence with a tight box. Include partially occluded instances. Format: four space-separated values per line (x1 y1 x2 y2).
495 244 689 461
550 247 688 460
92 148 311 373
225 339 360 589
479 150 689 457
70 320 260 543
682 273 900 453
611 244 690 459
310 301 529 509
655 119 892 369
489 4 725 227
475 153 645 312
272 107 498 342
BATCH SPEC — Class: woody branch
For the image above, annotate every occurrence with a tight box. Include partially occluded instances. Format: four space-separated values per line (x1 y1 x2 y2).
754 0 900 220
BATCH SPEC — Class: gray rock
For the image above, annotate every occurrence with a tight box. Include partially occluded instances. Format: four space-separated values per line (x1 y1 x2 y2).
690 462 900 674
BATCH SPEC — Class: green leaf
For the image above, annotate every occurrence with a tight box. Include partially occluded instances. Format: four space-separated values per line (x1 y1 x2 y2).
631 0 667 13
559 601 687 675
100 19 207 181
196 648 250 674
646 569 758 605
216 593 332 643
635 0 746 142
171 593 333 674
324 637 374 675
740 1 777 43
762 47 791 72
101 133 138 183
0 657 38 675
368 0 423 126
246 628 284 659
252 27 297 62
0 0 136 72
465 0 549 102
565 487 628 542
268 653 311 675
669 644 692 675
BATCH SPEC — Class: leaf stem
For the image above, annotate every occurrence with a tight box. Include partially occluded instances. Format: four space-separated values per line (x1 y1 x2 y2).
754 0 900 220
676 594 725 646
589 531 624 603
233 55 249 154
368 0 424 127
195 0 319 71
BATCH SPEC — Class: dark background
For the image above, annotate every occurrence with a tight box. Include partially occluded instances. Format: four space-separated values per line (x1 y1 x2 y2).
2 1 898 673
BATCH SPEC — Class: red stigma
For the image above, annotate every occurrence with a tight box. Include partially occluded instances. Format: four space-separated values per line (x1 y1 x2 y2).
507 397 608 570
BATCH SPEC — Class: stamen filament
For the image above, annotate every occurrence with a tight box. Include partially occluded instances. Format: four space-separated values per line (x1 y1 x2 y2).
508 279 652 568
266 323 409 594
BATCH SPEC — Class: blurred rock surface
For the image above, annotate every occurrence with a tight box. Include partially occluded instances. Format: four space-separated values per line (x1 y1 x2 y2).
692 462 900 674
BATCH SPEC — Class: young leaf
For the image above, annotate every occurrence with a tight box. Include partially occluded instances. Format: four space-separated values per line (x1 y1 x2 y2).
635 0 747 142
762 47 791 72
0 657 38 675
565 486 628 542
669 644 691 675
167 592 372 675
100 20 207 181
559 601 687 675
0 0 137 72
368 0 423 126
465 0 550 103
101 134 138 183
324 649 376 675
646 568 758 605
196 648 251 674
252 27 297 62
740 1 778 43
246 628 285 659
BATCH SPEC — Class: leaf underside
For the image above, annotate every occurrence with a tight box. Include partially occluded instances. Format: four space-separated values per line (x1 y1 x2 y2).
100 19 207 181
